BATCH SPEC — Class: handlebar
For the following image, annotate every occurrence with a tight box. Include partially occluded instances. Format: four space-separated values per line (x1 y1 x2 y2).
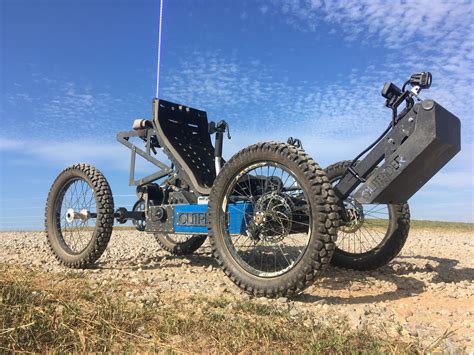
209 120 231 175
345 72 433 173
381 72 432 126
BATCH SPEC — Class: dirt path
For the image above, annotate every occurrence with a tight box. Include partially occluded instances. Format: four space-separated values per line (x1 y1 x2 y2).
1 228 473 352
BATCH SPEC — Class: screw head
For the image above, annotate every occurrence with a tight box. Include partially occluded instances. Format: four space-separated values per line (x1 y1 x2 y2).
421 99 434 111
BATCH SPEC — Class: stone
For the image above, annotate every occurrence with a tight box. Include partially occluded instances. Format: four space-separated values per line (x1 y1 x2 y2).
289 308 299 317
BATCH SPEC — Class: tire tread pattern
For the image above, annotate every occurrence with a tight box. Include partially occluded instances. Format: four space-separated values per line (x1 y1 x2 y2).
325 160 410 270
44 164 114 268
154 234 207 255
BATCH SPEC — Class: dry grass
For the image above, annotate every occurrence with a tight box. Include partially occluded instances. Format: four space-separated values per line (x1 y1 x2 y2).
3 219 472 234
0 264 423 353
360 218 472 232
409 219 473 231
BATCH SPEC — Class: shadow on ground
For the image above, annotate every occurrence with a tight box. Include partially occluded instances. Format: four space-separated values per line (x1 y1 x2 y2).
93 250 472 305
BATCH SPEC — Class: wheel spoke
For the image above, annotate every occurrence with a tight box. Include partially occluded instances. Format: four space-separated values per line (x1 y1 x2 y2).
57 178 97 254
331 172 391 254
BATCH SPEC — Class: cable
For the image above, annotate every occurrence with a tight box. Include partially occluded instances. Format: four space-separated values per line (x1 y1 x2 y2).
339 121 392 183
349 122 391 168
155 0 164 98
401 79 410 92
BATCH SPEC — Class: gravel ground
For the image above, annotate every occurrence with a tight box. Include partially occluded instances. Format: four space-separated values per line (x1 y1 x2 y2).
1 228 473 352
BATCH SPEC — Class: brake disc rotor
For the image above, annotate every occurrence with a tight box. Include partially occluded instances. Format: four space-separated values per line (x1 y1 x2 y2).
253 192 293 243
340 197 365 233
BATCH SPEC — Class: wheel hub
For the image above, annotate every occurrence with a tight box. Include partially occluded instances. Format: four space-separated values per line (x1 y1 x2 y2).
254 211 266 225
249 192 293 243
65 208 90 223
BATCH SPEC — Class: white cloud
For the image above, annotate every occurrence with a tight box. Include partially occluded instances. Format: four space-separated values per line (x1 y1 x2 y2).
160 35 471 146
2 75 146 141
161 50 397 140
0 138 23 150
268 0 474 140
2 1 472 225
0 137 170 174
428 171 474 189
272 1 472 48
5 2 472 144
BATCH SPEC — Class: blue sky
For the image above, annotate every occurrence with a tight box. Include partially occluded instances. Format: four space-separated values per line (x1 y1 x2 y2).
0 0 473 230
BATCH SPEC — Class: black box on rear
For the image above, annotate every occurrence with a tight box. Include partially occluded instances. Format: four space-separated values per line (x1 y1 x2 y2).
354 100 461 204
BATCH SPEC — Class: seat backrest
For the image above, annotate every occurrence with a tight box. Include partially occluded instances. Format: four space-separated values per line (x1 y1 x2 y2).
153 99 216 194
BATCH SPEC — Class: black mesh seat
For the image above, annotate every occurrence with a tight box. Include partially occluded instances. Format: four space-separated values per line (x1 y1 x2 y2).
153 99 216 194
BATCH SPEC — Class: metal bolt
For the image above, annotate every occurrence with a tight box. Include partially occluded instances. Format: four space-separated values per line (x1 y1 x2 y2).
388 138 395 144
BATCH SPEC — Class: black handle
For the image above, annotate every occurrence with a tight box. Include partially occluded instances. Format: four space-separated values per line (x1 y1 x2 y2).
209 120 230 161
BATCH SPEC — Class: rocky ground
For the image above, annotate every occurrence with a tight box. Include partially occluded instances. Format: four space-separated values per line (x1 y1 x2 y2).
1 228 473 352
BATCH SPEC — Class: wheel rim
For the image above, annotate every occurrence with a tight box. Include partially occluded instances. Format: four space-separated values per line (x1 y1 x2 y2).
132 200 146 231
219 161 312 278
332 176 390 255
54 177 97 254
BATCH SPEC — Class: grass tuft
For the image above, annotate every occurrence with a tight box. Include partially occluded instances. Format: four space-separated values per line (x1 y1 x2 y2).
0 264 422 353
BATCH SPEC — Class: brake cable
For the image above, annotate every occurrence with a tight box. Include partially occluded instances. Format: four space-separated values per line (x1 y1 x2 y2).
345 122 392 180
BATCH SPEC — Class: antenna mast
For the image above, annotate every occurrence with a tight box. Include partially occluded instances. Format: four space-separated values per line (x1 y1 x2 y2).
155 0 164 98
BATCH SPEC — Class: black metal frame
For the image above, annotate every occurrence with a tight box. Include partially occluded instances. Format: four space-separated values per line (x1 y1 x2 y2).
114 99 225 227
116 99 230 191
333 107 416 201
333 78 420 202
113 73 460 228
115 122 175 225
116 129 173 187
115 94 411 213
334 97 460 205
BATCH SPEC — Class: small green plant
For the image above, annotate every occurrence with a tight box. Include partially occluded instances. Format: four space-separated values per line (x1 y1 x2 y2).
0 264 422 353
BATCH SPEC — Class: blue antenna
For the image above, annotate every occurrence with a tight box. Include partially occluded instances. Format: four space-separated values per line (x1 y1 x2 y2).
155 0 164 98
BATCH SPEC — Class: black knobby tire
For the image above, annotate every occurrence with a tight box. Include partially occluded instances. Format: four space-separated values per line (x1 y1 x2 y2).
154 234 207 255
326 160 410 270
44 164 114 268
208 142 339 298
